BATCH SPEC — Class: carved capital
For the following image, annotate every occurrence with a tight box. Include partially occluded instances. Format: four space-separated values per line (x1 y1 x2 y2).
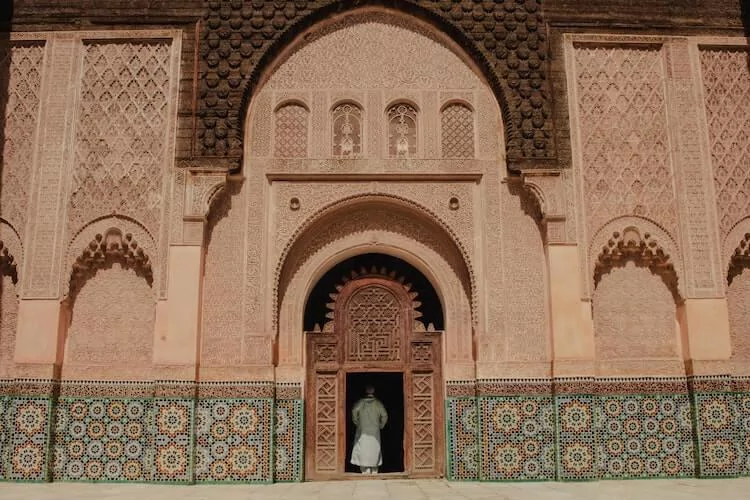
521 169 568 243
184 167 228 219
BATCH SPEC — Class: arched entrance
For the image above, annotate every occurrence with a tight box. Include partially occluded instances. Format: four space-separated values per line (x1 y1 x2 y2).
304 254 444 480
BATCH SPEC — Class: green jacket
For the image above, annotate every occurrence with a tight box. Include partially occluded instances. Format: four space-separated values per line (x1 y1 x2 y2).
352 396 388 440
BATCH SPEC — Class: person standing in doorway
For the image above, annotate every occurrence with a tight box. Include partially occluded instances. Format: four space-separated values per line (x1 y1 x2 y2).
350 384 388 474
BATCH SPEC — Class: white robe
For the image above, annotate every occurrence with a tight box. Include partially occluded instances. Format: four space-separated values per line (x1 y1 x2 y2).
350 396 388 467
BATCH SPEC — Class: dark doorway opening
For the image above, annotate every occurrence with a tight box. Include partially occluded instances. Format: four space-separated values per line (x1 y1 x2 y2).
345 372 404 474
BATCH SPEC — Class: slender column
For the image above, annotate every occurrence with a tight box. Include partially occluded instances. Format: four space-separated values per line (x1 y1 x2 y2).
152 217 204 379
548 241 594 377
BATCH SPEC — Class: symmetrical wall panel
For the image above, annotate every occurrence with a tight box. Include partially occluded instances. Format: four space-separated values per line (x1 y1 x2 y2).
441 103 474 159
68 40 173 236
700 48 750 237
593 264 679 372
64 266 155 380
571 44 676 237
0 42 45 239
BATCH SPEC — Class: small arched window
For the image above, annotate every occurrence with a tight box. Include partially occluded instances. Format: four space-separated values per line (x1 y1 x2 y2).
387 103 417 158
274 102 309 158
332 103 363 157
441 103 474 158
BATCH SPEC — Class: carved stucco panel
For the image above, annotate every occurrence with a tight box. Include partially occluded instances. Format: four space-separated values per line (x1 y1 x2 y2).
663 39 722 297
700 45 750 239
0 41 45 243
569 39 677 240
271 182 476 272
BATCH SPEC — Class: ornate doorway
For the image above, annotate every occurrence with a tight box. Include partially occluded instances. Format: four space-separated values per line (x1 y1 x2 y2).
305 263 444 480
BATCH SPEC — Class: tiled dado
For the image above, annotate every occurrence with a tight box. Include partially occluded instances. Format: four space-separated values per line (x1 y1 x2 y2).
691 377 750 477
446 378 749 482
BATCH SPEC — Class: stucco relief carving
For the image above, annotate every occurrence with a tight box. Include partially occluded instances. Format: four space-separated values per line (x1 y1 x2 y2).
274 102 309 158
64 216 156 300
588 216 683 299
700 47 750 238
520 169 568 243
68 40 174 238
570 42 677 240
199 2 553 162
594 227 681 304
724 217 750 286
441 103 474 159
274 194 476 329
0 42 45 241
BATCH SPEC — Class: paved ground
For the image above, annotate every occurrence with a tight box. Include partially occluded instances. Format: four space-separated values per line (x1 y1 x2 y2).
2 478 750 500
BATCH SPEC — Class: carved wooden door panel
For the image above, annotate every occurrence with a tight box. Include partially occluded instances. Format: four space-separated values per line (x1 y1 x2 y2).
306 273 443 479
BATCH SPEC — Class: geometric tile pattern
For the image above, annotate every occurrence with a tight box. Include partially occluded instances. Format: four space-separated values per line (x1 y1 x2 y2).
479 397 555 481
152 400 193 483
694 393 743 477
556 395 597 480
446 398 479 481
7 398 51 481
194 399 272 483
738 393 750 475
52 398 150 482
596 395 695 479
0 397 7 480
274 399 303 482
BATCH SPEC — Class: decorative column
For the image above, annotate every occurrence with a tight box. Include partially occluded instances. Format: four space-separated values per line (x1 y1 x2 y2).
154 167 227 379
522 170 594 378
665 38 731 379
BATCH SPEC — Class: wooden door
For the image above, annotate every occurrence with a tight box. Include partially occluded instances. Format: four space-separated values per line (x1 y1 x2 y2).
305 273 443 480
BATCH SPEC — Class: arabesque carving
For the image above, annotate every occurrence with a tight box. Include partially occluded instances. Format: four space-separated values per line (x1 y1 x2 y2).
199 1 554 163
594 228 681 303
572 44 676 237
275 194 476 329
441 103 474 159
0 42 44 241
700 48 750 237
68 229 153 301
68 40 172 237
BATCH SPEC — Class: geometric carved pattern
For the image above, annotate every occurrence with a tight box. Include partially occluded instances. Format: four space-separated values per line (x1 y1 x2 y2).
574 45 676 236
313 373 337 474
198 1 554 160
594 228 681 302
0 397 6 480
479 397 555 481
387 103 417 158
701 49 750 237
194 399 272 482
0 43 44 238
345 285 401 362
441 103 474 159
69 41 171 236
332 103 362 157
274 103 308 158
412 373 435 472
446 397 478 480
68 229 153 301
52 398 150 482
274 399 303 482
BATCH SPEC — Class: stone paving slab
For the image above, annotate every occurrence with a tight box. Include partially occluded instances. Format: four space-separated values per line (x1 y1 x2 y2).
1 479 750 500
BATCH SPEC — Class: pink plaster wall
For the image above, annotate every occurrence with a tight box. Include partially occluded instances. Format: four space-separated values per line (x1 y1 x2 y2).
63 265 154 379
0 276 19 378
593 262 678 362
